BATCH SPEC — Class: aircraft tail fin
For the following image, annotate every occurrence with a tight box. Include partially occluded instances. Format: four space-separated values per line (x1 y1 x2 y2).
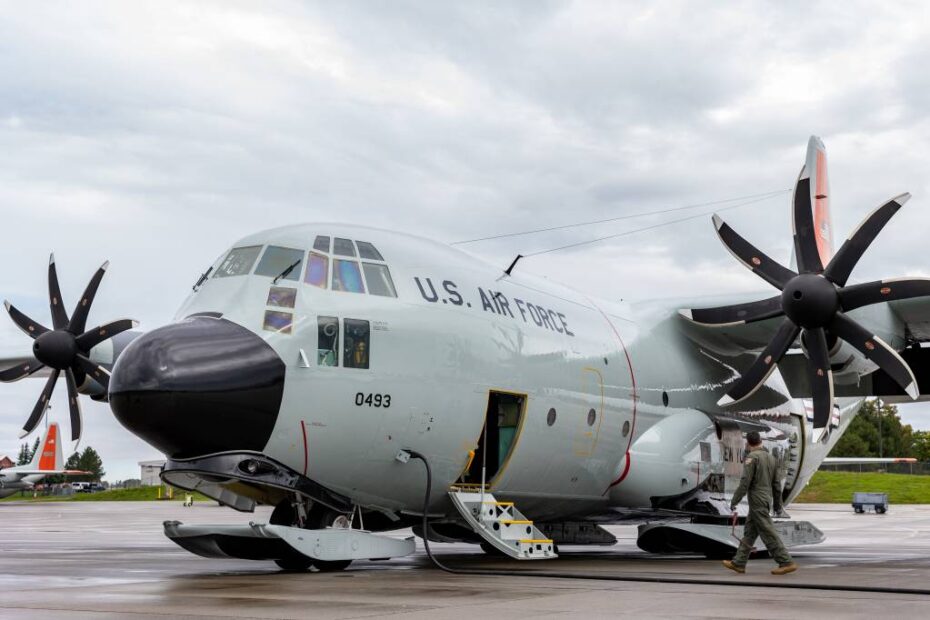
27 423 64 472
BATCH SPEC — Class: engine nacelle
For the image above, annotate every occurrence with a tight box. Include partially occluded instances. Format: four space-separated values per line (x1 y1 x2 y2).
610 409 792 516
609 409 720 510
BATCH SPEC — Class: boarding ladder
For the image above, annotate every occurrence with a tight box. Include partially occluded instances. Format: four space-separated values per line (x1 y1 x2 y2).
448 487 557 560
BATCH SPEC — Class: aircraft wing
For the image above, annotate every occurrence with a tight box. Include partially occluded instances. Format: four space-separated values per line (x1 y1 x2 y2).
889 296 930 342
0 470 30 482
2 469 89 476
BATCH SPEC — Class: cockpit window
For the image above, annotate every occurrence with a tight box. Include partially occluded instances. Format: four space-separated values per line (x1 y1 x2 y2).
343 319 370 369
332 259 365 293
317 316 339 366
255 246 304 281
362 263 397 297
333 238 356 257
304 252 329 288
356 241 384 261
213 245 262 278
313 235 330 253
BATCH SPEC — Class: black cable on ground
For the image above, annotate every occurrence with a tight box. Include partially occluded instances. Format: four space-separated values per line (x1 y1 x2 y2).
406 450 930 596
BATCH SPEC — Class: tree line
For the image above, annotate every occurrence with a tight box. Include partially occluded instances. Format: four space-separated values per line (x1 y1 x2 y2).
830 399 930 461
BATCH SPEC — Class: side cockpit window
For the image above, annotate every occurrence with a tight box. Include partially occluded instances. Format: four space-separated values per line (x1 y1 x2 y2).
214 245 262 278
343 319 370 369
317 316 339 366
255 246 304 281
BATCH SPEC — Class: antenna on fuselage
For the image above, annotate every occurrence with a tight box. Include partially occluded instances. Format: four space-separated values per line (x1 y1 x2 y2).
504 254 523 276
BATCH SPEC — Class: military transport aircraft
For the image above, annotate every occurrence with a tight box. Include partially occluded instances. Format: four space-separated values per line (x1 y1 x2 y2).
0 423 85 499
2 136 929 570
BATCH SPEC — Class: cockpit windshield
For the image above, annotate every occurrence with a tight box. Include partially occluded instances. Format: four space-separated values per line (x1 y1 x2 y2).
255 246 304 282
208 236 398 299
213 245 262 278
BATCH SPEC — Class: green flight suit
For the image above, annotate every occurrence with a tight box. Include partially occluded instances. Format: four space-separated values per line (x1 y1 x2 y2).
730 446 792 566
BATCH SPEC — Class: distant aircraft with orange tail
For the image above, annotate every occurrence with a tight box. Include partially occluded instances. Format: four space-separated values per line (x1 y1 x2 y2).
0 423 87 499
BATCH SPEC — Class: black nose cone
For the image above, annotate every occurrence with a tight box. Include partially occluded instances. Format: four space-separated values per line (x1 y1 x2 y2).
110 317 286 459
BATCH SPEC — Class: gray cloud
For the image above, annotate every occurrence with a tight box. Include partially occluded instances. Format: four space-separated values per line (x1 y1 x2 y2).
2 1 930 477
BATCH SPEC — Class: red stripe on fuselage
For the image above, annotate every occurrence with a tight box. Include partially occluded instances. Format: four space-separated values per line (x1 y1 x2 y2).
300 420 309 476
587 302 637 494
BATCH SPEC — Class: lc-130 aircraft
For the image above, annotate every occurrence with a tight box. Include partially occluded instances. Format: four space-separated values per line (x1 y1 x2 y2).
0 424 85 499
3 136 930 571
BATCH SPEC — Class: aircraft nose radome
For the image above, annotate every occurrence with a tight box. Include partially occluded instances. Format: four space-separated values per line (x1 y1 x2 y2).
109 316 286 459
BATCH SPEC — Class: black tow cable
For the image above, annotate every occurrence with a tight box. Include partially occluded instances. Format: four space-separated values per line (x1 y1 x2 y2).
405 450 930 596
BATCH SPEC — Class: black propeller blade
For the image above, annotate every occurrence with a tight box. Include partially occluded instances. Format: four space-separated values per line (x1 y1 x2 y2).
685 151 926 429
824 194 909 286
804 328 834 429
718 318 800 406
69 261 109 335
713 214 797 289
680 295 782 326
21 369 59 438
0 255 136 444
64 369 82 444
791 169 824 274
0 357 44 383
48 254 69 330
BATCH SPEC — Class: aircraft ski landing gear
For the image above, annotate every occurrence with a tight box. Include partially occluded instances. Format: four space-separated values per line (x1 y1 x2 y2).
269 499 353 571
164 502 415 568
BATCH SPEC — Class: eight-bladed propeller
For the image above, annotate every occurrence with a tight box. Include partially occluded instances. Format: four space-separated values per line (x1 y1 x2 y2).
0 255 137 445
684 158 929 429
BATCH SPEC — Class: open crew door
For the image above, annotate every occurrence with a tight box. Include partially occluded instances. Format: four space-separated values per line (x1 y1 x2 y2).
461 391 526 486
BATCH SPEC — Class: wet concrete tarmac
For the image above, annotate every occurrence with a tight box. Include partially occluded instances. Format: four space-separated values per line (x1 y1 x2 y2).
0 501 928 618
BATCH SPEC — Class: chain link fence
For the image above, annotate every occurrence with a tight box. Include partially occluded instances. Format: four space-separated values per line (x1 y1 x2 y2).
819 462 930 475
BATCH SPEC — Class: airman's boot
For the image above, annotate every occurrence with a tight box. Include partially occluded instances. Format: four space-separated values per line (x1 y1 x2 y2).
722 560 745 574
771 562 798 575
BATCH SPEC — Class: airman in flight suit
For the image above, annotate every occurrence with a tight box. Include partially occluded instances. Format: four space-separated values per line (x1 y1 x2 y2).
723 431 798 575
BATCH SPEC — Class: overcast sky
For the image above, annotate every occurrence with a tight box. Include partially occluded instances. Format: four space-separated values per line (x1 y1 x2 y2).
2 2 930 479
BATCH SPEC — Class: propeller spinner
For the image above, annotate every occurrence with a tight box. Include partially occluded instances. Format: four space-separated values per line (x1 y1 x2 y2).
0 255 137 445
684 144 929 429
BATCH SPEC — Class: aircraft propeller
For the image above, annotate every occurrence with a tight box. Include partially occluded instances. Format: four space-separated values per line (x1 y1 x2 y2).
683 168 930 429
0 254 137 445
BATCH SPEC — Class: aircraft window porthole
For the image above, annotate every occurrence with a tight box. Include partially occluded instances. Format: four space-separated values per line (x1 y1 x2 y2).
604 357 609 365
622 420 630 437
333 237 357 257
546 408 557 426
362 263 397 298
662 391 669 407
266 286 297 308
263 310 293 335
587 408 596 426
356 241 384 261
